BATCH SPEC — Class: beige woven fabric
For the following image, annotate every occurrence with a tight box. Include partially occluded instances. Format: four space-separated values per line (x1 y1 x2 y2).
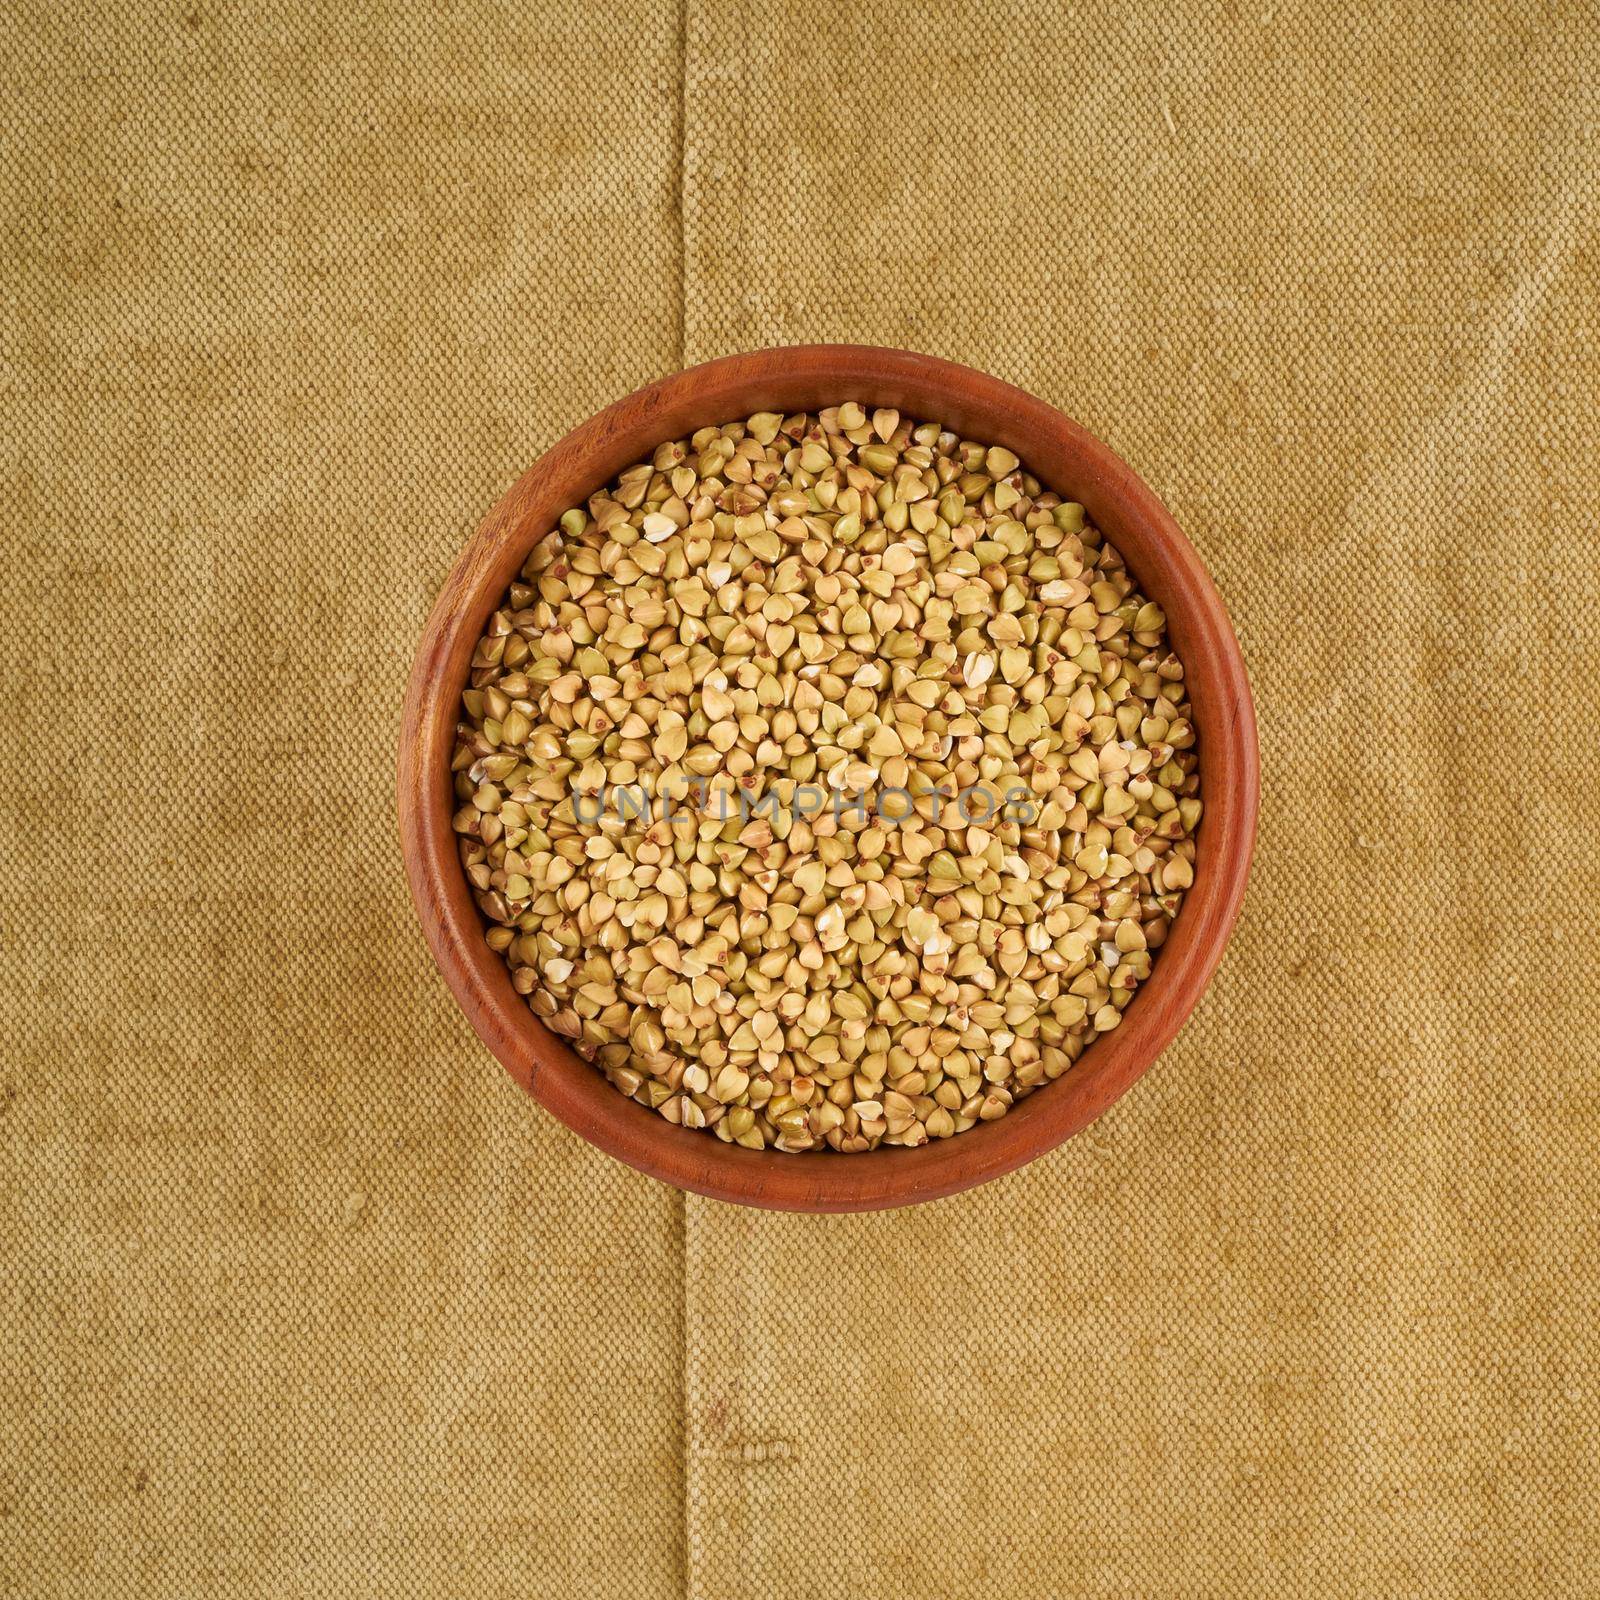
5 2 1598 1596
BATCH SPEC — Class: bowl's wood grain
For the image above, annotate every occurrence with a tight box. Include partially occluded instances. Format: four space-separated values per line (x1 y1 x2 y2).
397 346 1259 1211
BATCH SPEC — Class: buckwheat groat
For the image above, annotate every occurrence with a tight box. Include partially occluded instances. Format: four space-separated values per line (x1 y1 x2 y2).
452 405 1200 1151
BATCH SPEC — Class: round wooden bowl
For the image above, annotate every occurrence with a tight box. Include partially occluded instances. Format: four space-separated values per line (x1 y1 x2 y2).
398 346 1258 1212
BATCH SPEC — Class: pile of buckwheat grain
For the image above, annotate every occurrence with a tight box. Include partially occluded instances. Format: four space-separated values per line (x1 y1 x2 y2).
452 404 1200 1152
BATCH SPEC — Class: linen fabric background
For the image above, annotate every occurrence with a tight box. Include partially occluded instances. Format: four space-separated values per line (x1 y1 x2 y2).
4 2 1597 1595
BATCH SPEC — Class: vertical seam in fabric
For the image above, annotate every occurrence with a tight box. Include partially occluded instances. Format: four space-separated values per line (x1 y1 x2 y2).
676 1192 692 1600
673 17 692 1600
672 0 688 375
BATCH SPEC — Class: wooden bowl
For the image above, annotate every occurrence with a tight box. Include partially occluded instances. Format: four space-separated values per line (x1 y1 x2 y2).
398 346 1258 1211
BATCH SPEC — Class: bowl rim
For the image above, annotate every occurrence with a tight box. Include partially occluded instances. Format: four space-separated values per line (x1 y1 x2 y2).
397 344 1259 1212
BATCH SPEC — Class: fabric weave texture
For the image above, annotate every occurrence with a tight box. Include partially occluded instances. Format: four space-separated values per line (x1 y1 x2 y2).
4 2 1598 1595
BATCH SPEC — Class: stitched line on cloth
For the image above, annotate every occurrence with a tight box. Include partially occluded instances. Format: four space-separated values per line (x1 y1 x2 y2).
673 11 692 1600
671 0 688 377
